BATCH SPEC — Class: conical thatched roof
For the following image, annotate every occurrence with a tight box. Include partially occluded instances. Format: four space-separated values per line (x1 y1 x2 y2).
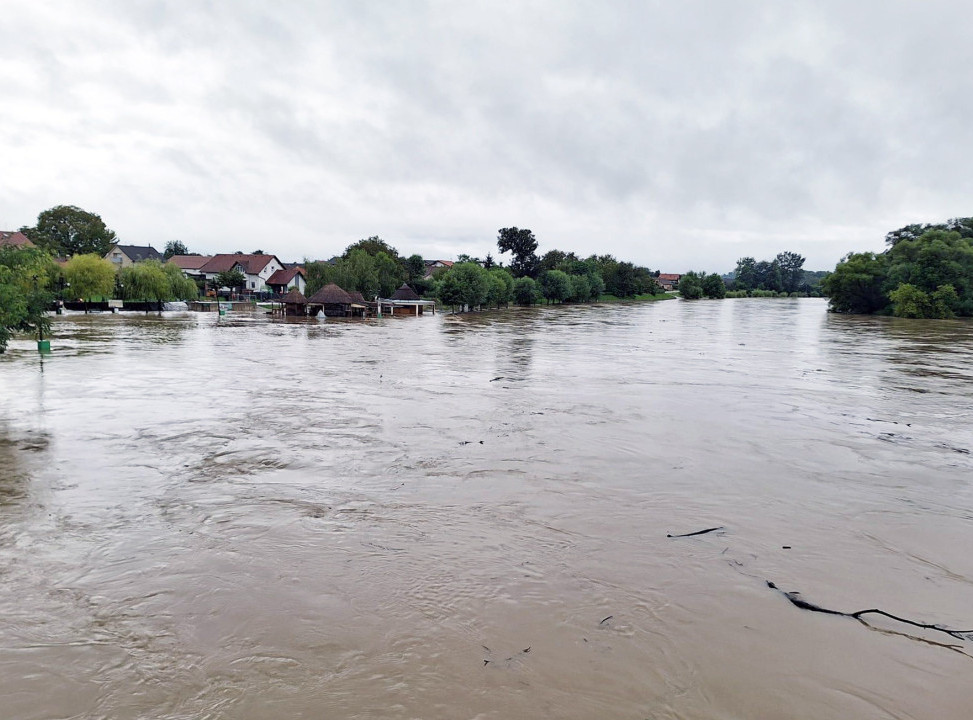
308 283 353 304
347 290 367 304
283 287 307 304
391 283 420 301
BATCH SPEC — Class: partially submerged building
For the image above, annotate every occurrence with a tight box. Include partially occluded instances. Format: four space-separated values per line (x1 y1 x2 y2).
307 283 354 317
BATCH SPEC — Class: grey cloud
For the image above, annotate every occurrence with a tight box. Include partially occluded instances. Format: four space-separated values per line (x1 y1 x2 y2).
4 1 973 271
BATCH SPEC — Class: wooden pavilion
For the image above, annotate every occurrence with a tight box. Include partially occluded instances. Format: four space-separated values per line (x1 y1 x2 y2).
307 283 353 317
282 287 308 317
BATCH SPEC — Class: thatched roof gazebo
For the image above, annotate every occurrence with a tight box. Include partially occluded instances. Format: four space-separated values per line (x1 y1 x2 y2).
391 283 421 301
282 287 308 316
346 290 368 317
385 283 435 316
307 283 353 317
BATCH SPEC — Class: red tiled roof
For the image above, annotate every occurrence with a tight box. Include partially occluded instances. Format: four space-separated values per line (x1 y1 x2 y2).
0 231 34 248
266 267 305 285
170 255 212 270
658 273 681 281
198 253 278 275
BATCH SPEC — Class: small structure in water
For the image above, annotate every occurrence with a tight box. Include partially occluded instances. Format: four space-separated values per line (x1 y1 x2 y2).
307 283 353 317
385 283 436 316
282 287 308 317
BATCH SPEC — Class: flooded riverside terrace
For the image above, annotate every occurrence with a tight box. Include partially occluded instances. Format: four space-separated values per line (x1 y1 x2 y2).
1 299 972 719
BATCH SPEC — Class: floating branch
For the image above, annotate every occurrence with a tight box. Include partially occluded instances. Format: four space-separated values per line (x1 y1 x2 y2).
767 581 973 642
667 526 724 538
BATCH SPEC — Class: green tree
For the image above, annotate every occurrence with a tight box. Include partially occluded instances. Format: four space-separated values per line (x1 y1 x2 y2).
513 276 541 306
487 267 514 308
63 253 117 313
0 246 56 353
586 270 606 299
346 249 380 298
374 251 405 297
405 254 426 286
776 251 806 293
497 227 539 278
540 269 571 303
678 272 704 299
163 240 190 260
21 205 118 257
120 261 168 311
701 273 727 298
538 249 568 274
163 262 199 301
755 260 783 292
485 272 510 309
821 252 888 314
734 257 757 291
343 236 401 263
888 283 932 318
568 273 591 302
215 268 246 293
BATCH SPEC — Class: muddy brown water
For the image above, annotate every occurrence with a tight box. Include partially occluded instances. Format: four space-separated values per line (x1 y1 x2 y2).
1 299 972 719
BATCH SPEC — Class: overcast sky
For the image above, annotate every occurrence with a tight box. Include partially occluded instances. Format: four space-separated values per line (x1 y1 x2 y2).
3 1 972 272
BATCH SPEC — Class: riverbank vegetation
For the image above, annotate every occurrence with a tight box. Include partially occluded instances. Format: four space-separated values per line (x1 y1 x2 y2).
823 218 973 317
303 228 669 313
0 246 56 353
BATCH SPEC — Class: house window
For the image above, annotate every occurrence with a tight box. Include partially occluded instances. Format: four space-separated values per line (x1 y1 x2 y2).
249 281 255 289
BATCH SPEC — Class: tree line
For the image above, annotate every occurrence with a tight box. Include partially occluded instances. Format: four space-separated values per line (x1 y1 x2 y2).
302 227 670 312
823 218 973 318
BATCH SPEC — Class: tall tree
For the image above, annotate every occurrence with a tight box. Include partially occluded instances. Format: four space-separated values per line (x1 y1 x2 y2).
163 240 189 260
734 257 757 290
21 205 118 257
63 254 117 313
776 251 806 293
374 251 405 297
343 236 401 262
405 254 426 286
497 227 539 278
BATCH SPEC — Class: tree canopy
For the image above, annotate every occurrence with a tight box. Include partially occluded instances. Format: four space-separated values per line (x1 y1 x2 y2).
497 227 539 278
0 246 56 352
20 205 118 257
823 225 973 317
215 268 247 291
120 260 198 310
63 254 117 313
163 240 190 259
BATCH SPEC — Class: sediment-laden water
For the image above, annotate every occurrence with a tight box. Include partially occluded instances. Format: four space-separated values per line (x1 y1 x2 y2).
1 299 971 719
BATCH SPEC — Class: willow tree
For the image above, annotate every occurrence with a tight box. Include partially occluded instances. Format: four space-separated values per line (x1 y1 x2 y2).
63 253 116 313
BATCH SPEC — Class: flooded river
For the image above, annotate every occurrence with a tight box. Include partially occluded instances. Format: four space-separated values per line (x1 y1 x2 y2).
1 298 972 719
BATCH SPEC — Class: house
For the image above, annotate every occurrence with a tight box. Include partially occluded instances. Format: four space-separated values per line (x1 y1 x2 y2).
169 255 212 278
657 273 682 291
197 253 285 292
104 244 163 267
265 266 307 295
307 283 353 317
423 260 454 278
0 231 34 248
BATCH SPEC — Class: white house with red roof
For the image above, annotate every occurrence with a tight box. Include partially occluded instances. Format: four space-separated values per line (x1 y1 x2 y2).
198 253 285 292
265 266 306 294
